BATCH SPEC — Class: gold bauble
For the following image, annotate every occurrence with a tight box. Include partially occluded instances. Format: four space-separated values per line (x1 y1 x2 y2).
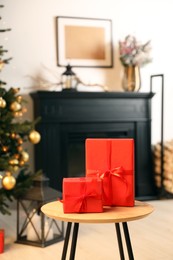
13 153 20 159
9 158 19 165
21 151 29 162
2 172 16 190
10 132 17 139
13 166 19 172
29 130 41 144
17 111 23 117
2 146 8 152
2 99 6 108
10 101 22 112
19 160 25 166
22 107 27 113
0 60 4 70
14 111 23 117
0 97 6 108
17 145 23 152
16 95 22 102
12 88 20 94
18 138 23 145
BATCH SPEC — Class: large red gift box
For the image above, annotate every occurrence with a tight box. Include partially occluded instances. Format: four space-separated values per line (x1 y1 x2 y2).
85 138 134 207
63 177 103 213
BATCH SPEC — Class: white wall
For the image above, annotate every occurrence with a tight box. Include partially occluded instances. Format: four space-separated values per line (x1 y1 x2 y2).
1 0 173 170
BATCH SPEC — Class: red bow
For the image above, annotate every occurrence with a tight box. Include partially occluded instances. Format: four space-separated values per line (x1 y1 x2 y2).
87 166 127 205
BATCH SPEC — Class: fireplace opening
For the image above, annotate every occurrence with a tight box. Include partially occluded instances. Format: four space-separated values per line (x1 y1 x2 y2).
68 142 85 177
63 128 134 179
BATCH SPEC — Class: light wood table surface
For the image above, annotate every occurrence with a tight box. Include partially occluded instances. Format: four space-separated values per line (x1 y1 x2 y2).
41 201 154 260
41 200 154 224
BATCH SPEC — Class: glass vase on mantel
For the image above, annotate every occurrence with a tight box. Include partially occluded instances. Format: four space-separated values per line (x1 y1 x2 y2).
122 65 141 92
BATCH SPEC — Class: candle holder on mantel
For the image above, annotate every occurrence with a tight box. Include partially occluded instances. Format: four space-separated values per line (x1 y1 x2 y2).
61 64 78 91
16 173 64 247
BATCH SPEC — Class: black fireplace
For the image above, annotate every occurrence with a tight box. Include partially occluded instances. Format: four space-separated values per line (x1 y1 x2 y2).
31 91 157 200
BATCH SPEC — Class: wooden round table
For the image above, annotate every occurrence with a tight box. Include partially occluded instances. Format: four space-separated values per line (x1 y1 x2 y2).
41 200 154 260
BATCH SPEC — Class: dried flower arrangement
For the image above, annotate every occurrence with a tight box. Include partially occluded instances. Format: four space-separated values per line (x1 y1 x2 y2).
119 35 152 67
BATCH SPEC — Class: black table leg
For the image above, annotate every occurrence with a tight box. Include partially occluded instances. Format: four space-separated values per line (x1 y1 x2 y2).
69 223 79 260
115 223 125 260
122 222 134 260
61 221 134 260
61 222 72 260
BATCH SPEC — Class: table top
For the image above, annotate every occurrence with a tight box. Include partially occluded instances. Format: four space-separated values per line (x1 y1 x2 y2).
41 201 154 224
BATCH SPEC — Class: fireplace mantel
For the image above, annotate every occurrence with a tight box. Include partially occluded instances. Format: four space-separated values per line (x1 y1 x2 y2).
31 91 157 200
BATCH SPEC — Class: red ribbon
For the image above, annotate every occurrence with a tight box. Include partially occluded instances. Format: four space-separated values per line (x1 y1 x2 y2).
99 166 127 183
87 166 128 205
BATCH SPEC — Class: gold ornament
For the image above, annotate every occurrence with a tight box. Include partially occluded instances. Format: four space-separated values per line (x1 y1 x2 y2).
13 153 20 159
9 158 19 165
0 60 4 70
10 132 17 139
14 111 23 117
19 160 25 166
2 146 8 152
17 138 23 145
22 107 27 113
12 88 20 94
10 101 22 112
13 166 19 172
29 130 41 144
2 172 16 190
17 146 23 152
21 151 29 162
16 95 22 102
0 97 6 108
17 111 23 117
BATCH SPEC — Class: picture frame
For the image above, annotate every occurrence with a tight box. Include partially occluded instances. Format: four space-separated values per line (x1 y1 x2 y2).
56 16 113 68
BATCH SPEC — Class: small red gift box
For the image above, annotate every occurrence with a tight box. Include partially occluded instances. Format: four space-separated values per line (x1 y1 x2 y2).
0 229 4 254
63 177 103 213
85 138 134 207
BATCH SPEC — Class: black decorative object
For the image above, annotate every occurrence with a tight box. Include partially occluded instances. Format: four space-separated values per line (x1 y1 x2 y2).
61 64 78 91
16 174 64 247
150 74 164 196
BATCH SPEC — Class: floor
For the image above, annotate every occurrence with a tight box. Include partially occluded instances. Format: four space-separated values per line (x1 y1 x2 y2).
0 199 173 260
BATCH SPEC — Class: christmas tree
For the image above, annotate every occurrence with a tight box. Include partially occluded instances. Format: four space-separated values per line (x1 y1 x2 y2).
0 4 41 215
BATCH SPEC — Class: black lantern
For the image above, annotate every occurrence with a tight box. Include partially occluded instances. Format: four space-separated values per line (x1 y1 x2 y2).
61 64 78 91
16 174 64 247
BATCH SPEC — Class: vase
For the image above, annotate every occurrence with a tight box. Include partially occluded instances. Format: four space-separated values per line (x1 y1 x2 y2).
122 65 141 92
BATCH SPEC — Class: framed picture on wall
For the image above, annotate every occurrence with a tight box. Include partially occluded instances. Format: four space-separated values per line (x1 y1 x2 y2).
56 16 113 68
